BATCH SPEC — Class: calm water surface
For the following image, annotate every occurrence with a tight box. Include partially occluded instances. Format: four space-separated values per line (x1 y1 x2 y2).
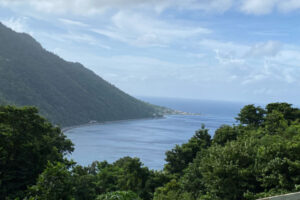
65 98 246 170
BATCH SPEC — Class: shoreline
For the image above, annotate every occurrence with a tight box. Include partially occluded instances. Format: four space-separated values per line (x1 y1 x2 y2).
62 110 201 132
62 116 166 132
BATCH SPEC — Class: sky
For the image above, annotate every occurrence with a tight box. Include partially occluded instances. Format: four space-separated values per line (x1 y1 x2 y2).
1 0 300 104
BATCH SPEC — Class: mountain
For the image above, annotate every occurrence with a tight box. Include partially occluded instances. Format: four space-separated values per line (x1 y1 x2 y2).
0 23 162 126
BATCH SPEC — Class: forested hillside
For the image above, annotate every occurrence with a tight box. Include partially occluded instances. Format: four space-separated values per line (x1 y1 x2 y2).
0 23 160 126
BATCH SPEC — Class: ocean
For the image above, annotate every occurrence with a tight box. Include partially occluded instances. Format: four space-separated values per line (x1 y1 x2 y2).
65 97 246 170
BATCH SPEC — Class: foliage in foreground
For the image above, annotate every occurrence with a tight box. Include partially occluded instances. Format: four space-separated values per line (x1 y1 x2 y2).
156 103 300 200
0 105 169 200
96 191 141 200
0 106 73 199
26 158 169 200
2 103 300 200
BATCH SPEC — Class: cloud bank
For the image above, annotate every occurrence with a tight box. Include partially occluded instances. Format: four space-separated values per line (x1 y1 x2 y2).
1 0 300 15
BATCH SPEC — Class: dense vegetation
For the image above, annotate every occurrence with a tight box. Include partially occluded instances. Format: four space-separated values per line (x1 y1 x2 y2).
0 106 169 200
0 23 162 126
2 102 300 199
156 103 300 200
0 106 74 199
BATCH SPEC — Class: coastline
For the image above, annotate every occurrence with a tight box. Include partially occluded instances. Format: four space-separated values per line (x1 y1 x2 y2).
62 109 200 132
62 116 166 132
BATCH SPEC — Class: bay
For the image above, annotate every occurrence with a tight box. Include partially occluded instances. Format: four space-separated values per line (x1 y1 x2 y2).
65 97 246 170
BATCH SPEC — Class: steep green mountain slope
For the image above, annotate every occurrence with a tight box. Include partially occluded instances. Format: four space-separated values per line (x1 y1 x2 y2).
0 23 160 126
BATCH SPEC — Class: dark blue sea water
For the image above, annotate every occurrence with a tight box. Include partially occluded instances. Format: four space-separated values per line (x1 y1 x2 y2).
65 97 246 170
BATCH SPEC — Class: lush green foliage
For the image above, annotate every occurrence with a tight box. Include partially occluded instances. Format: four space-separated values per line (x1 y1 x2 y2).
27 158 169 200
236 104 265 127
3 103 300 200
155 102 300 200
0 106 168 200
164 125 211 176
0 23 162 126
96 191 141 200
212 124 240 145
29 162 75 200
0 106 73 199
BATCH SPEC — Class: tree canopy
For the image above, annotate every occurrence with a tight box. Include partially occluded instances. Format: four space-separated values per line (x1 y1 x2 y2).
2 102 300 200
0 105 73 199
155 102 300 200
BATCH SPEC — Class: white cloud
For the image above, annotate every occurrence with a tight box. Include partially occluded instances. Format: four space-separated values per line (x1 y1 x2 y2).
1 0 300 16
198 39 248 66
93 11 211 47
253 88 274 95
186 53 207 59
240 57 300 86
273 49 300 66
196 38 300 90
199 39 248 54
36 30 111 50
278 0 300 12
246 41 282 57
59 18 88 27
1 17 28 33
240 0 300 15
62 32 111 49
92 29 125 42
240 0 277 15
0 0 233 15
215 49 245 65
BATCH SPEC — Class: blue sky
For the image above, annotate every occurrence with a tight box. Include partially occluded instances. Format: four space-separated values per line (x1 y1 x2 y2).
1 0 300 104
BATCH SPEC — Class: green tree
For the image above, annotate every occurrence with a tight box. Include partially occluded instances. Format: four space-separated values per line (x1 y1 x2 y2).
0 106 73 199
236 104 265 127
213 125 240 146
95 157 166 200
153 179 193 200
159 103 300 200
198 138 259 200
72 165 98 200
28 162 74 200
266 103 300 123
264 110 288 135
182 132 300 200
114 157 151 199
96 191 141 200
164 125 211 175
